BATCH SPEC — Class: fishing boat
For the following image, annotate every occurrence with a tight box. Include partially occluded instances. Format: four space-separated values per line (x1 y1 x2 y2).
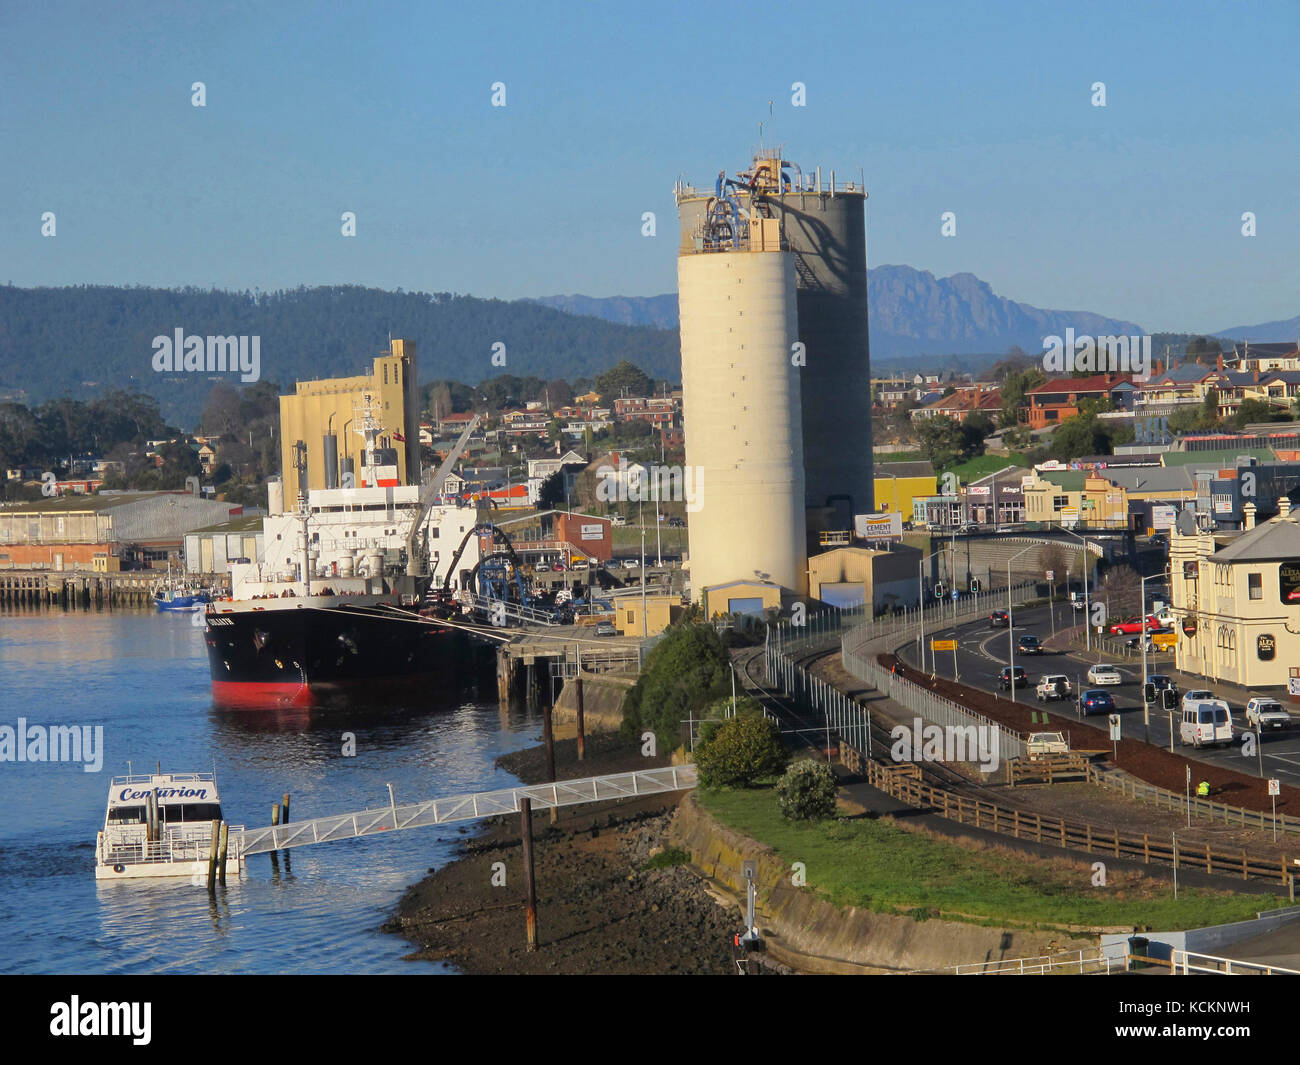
95 771 242 880
154 562 211 613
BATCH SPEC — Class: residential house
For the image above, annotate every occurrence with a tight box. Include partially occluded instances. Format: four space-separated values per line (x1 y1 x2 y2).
1022 373 1135 430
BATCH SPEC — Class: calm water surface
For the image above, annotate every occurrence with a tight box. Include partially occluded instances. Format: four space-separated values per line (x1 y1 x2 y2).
0 607 542 974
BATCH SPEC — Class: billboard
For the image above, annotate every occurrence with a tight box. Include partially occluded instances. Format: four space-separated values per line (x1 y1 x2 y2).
1280 562 1300 604
1151 504 1176 530
854 512 903 539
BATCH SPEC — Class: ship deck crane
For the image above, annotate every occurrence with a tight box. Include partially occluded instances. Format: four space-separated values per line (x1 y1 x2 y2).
405 414 482 577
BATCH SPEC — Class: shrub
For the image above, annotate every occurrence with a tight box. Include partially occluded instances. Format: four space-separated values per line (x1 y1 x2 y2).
694 712 786 789
620 624 732 753
775 759 838 821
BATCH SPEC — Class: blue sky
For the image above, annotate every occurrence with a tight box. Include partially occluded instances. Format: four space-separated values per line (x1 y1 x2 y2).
2 0 1297 333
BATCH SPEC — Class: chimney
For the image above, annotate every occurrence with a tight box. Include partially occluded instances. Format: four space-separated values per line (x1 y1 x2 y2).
1155 359 1164 375
1216 353 1224 371
1254 368 1259 384
1244 501 1257 530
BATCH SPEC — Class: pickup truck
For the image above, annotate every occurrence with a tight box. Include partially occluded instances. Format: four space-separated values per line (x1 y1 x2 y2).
1245 698 1292 731
1036 674 1073 701
1025 732 1069 759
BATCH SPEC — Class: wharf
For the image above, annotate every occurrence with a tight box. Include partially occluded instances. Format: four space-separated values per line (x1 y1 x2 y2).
0 569 228 609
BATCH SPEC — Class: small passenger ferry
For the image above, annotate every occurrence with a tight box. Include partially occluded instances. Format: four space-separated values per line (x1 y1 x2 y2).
95 772 243 880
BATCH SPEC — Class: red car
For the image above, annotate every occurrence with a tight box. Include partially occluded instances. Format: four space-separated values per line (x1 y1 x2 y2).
1108 615 1160 636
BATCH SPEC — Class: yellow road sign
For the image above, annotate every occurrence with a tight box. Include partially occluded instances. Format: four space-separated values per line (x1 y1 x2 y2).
930 639 957 651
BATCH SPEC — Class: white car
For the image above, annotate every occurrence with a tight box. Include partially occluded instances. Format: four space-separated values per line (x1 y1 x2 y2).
1086 663 1123 685
1245 698 1292 731
621 559 639 570
1181 689 1216 714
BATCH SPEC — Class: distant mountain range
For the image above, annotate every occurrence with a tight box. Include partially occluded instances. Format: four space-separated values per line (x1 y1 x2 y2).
1 271 1292 426
1215 314 1300 342
536 266 1150 358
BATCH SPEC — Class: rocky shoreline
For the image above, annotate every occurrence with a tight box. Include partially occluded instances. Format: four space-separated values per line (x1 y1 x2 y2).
383 733 774 975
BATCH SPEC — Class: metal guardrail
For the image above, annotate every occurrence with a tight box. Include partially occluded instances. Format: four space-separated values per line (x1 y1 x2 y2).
911 948 1121 975
1171 949 1300 975
234 766 697 856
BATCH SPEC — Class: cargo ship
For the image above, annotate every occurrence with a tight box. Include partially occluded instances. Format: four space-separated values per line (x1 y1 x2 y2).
204 399 499 709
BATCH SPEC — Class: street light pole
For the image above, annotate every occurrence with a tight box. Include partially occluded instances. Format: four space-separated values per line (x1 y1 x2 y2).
1007 544 1037 704
1056 525 1092 652
918 547 943 674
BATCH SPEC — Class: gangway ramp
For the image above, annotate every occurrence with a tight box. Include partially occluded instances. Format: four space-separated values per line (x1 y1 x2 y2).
234 765 697 857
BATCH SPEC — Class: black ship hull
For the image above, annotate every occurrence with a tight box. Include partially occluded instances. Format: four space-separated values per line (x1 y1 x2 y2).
205 603 475 709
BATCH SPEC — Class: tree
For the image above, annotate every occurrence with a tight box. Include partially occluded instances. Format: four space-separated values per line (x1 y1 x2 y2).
620 623 732 752
595 360 654 401
776 760 838 820
1232 399 1289 429
538 469 566 509
915 415 965 468
998 367 1046 428
1097 563 1142 623
694 712 786 789
1048 413 1109 461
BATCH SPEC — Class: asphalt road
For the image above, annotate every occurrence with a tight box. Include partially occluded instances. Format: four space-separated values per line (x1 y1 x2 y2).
896 601 1300 782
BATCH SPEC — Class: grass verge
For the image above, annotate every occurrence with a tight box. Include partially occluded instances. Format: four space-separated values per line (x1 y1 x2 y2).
697 784 1288 931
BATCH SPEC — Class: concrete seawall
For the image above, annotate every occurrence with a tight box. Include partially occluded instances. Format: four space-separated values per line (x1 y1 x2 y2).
669 794 1087 973
552 673 634 734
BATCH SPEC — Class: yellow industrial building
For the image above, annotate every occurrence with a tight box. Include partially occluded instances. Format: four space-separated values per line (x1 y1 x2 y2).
873 461 938 521
278 339 421 497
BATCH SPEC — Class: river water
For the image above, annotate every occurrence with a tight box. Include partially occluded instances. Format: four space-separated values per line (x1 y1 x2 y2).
0 607 542 974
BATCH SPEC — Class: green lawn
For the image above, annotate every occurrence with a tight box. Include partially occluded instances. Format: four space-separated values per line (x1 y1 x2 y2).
941 453 1032 482
698 785 1287 931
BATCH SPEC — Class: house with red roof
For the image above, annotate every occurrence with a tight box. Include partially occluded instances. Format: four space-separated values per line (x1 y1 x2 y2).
1021 373 1135 430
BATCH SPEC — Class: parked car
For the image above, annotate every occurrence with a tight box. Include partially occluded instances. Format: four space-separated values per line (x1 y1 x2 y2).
1180 702 1234 749
989 610 1010 628
1036 674 1073 701
621 559 639 570
994 524 1015 533
534 563 550 572
1245 698 1292 731
610 515 627 527
552 560 566 571
925 521 941 531
1108 615 1160 636
570 558 589 570
1025 732 1069 758
998 665 1028 691
1086 663 1123 685
1069 591 1086 611
1149 533 1168 548
1017 634 1043 655
1078 688 1116 715
667 516 686 528
593 620 617 637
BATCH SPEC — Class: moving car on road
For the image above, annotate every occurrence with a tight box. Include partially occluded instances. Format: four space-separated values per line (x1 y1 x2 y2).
1078 689 1116 716
1180 702 1234 749
1245 698 1292 731
1086 663 1123 685
998 666 1028 691
1181 689 1217 714
1145 673 1177 695
1036 674 1073 701
989 610 1010 628
1108 615 1160 636
1017 634 1043 655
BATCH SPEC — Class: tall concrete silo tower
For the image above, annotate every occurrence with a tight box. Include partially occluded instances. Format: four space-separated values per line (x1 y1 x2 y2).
676 151 872 601
676 180 808 597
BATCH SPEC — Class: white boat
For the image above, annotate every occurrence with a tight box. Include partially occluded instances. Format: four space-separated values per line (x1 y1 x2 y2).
95 772 243 881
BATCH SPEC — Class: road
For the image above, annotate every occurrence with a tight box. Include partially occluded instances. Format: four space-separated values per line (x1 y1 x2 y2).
895 600 1300 782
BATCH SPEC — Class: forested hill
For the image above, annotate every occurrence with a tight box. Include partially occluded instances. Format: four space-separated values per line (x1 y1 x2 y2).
0 284 681 425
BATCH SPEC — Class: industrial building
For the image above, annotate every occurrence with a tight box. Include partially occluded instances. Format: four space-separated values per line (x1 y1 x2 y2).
675 150 872 603
0 491 245 570
277 339 421 500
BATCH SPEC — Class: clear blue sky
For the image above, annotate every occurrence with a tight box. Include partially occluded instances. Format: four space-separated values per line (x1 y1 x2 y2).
2 0 1297 333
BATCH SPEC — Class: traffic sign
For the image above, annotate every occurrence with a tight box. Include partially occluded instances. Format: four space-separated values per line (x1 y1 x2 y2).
930 639 957 651
951 589 959 601
1046 569 1055 581
1108 715 1121 741
1270 779 1281 797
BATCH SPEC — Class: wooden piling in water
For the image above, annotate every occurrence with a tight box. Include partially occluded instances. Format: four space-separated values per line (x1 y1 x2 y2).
542 701 557 824
217 822 229 886
281 793 290 825
206 819 220 894
520 797 537 951
575 675 585 761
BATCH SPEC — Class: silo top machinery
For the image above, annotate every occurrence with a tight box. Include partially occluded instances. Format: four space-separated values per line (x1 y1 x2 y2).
675 151 873 601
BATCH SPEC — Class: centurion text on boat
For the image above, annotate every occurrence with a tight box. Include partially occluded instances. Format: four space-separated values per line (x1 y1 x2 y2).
95 771 243 880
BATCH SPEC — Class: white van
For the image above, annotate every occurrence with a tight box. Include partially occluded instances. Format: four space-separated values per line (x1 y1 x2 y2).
1179 702 1234 749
